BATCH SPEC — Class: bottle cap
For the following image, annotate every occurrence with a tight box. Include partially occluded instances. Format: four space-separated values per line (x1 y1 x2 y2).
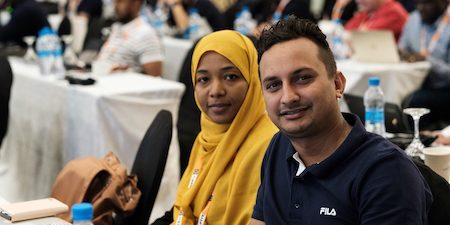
72 203 93 221
368 77 380 86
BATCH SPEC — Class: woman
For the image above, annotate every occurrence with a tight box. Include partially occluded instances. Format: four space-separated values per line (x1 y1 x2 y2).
171 30 277 224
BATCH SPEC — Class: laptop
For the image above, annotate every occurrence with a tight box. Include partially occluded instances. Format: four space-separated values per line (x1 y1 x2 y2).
350 30 401 64
343 93 409 134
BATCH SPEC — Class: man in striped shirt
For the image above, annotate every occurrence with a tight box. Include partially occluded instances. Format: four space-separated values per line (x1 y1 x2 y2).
97 0 164 76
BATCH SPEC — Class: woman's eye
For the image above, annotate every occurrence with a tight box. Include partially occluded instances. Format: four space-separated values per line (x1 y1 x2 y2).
197 77 208 83
224 74 239 81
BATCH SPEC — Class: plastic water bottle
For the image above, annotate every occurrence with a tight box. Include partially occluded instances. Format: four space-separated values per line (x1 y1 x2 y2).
184 8 203 40
364 76 385 136
72 203 94 225
36 27 65 78
234 6 256 35
331 20 348 60
36 27 54 76
50 29 65 78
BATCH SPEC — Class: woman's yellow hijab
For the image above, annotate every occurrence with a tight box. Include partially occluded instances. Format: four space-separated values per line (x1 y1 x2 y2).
172 30 278 224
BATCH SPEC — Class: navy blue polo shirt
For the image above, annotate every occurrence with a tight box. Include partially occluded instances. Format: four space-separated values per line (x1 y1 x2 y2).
252 113 432 225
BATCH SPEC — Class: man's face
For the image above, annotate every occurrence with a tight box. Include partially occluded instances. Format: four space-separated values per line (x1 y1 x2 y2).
114 0 135 23
416 0 446 24
356 0 385 13
259 38 345 138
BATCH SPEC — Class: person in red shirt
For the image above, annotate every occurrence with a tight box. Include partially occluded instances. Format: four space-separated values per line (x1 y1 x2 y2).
345 0 408 40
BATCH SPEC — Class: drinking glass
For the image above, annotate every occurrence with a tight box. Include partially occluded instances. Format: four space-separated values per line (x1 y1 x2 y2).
23 36 37 62
403 108 430 160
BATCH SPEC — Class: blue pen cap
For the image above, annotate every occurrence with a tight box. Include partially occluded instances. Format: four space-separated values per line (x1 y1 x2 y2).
368 77 380 86
72 203 93 221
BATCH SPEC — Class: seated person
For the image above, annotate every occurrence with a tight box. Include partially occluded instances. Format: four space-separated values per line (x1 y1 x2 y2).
148 0 225 34
97 0 163 76
399 0 450 130
251 0 316 37
0 0 50 47
153 30 278 224
321 0 358 25
251 16 432 225
345 0 408 40
66 0 103 19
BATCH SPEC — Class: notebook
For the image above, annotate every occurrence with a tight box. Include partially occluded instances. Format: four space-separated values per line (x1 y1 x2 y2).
350 30 401 64
343 93 409 134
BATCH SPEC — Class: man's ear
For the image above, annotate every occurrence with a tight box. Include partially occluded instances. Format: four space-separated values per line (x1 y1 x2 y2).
334 71 346 99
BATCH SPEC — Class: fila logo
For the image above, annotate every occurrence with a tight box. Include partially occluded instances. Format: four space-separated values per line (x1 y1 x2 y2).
319 207 336 216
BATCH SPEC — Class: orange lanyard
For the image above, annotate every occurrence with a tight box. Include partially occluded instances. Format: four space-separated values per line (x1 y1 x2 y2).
177 156 215 225
332 0 350 20
275 0 291 14
420 5 450 56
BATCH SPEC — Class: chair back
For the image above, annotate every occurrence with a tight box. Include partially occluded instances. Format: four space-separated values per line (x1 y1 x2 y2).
0 57 13 147
176 41 201 176
116 110 173 225
413 160 450 225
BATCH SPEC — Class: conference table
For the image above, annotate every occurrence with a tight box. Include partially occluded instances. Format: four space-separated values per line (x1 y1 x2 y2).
0 57 185 221
338 60 431 107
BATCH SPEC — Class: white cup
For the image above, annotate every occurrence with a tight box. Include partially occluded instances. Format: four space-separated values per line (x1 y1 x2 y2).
423 146 450 182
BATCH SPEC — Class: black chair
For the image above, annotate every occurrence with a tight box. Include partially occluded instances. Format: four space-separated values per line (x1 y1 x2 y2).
115 110 173 225
413 159 450 225
176 41 201 176
0 57 13 147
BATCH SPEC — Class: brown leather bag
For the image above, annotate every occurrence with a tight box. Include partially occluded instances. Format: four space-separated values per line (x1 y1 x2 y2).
51 152 141 225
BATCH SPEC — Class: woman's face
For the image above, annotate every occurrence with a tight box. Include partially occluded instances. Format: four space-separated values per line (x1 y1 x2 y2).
194 51 249 124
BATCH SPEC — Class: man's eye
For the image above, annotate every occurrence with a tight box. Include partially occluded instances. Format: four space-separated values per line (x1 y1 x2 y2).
265 81 281 92
295 75 312 83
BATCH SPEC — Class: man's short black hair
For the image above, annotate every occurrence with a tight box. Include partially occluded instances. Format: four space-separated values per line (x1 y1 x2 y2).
257 16 337 78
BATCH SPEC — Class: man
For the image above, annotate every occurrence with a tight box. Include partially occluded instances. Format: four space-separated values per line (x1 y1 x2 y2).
97 0 163 76
251 16 432 225
0 0 49 47
345 0 408 40
399 0 450 130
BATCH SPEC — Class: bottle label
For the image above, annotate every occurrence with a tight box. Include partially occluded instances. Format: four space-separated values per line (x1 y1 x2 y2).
365 108 384 124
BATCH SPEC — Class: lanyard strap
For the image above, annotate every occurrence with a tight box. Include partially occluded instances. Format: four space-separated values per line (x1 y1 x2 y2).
420 5 450 56
332 0 350 20
177 156 215 225
187 156 203 188
197 194 213 225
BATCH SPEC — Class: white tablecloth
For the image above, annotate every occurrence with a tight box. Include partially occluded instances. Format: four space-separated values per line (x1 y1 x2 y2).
162 37 194 81
338 60 431 107
0 58 185 222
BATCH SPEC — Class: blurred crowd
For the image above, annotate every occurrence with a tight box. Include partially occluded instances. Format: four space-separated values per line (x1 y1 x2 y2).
0 0 449 130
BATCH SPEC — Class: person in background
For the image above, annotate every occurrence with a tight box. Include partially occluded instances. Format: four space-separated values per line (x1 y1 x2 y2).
345 0 408 40
97 0 163 76
250 16 431 225
148 0 225 34
66 0 103 19
251 0 315 37
152 30 278 225
399 0 416 13
399 0 450 130
0 0 49 47
321 0 357 25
